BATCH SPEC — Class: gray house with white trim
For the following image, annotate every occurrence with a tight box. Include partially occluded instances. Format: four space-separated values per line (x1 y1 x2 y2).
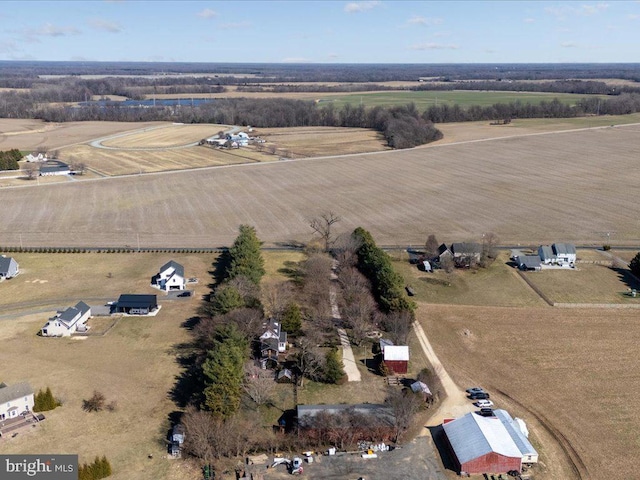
41 301 92 337
0 256 19 279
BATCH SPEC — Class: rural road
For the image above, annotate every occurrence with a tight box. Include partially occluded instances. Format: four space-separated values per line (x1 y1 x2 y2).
412 320 474 430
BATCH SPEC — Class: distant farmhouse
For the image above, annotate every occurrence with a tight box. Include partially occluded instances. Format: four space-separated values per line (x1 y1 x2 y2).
41 301 91 337
151 260 186 292
259 318 287 369
0 255 19 279
39 160 70 176
0 382 34 420
514 243 577 271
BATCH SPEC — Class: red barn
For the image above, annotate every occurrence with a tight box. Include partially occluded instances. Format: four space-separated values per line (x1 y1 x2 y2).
442 410 537 476
383 345 409 375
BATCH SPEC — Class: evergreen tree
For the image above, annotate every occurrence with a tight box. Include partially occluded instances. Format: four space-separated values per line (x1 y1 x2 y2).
202 325 248 418
208 285 244 315
324 348 346 384
227 224 265 285
101 456 112 477
281 302 302 335
630 252 640 277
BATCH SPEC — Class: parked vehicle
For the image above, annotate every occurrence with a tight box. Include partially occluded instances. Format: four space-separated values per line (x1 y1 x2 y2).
475 399 494 408
479 408 495 417
466 387 485 395
469 391 490 400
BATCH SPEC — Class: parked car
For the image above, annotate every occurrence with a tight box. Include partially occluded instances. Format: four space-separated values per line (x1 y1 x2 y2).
177 291 191 297
466 387 485 395
469 391 490 400
479 408 495 417
475 399 494 408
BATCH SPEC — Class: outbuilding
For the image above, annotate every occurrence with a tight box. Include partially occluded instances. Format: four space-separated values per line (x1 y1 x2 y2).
382 345 409 375
115 294 158 315
0 255 19 279
443 409 538 476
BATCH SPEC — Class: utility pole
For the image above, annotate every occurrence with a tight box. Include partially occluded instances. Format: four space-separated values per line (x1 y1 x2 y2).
137 233 140 252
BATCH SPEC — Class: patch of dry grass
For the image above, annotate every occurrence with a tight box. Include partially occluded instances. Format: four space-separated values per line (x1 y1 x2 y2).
394 252 546 307
100 124 223 148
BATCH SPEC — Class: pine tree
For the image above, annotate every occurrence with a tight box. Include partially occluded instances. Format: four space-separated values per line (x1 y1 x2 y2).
630 252 640 277
281 302 302 335
101 456 112 477
324 348 346 384
208 285 244 315
227 225 265 285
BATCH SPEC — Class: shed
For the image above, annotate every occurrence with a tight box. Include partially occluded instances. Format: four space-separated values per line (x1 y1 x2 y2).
276 368 293 384
410 381 433 401
115 294 158 315
172 424 185 445
443 409 538 475
383 345 409 375
516 255 542 271
0 256 19 279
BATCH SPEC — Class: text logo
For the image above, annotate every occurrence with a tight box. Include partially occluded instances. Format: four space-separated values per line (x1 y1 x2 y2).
0 455 77 479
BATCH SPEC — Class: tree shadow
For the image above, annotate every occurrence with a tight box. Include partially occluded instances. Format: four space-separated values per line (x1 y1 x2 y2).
168 345 204 408
427 424 457 473
181 316 201 331
278 260 304 285
208 249 231 290
274 240 306 250
611 266 640 291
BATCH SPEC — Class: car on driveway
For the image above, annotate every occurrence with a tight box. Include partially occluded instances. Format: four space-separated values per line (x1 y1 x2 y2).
469 391 490 400
478 408 495 417
475 399 494 408
466 387 485 395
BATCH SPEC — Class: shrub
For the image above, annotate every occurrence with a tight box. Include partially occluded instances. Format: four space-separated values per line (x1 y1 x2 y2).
82 391 106 412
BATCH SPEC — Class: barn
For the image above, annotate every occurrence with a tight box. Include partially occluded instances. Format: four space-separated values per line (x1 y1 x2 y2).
443 409 538 476
382 345 409 375
115 294 158 315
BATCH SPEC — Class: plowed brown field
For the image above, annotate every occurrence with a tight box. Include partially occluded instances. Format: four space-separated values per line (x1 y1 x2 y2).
0 124 638 248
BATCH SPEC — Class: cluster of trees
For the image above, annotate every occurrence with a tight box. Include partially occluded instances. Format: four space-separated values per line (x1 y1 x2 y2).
630 253 640 277
78 456 112 480
0 149 21 170
33 387 61 412
352 227 414 314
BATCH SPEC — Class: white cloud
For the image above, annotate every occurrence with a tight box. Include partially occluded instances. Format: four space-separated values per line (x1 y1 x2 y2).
545 3 609 19
410 42 458 50
407 15 443 26
327 53 339 59
219 21 251 29
40 23 81 37
89 18 122 33
523 18 535 23
628 13 640 19
561 41 578 48
344 1 380 13
197 8 217 19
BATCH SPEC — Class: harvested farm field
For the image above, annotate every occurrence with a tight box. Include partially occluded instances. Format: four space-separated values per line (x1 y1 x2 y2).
420 303 640 480
0 124 638 248
0 119 165 151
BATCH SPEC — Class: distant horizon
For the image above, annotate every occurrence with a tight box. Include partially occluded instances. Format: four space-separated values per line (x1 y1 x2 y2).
1 1 639 63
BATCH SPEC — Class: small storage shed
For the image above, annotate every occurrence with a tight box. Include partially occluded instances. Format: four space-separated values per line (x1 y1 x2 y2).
383 345 409 375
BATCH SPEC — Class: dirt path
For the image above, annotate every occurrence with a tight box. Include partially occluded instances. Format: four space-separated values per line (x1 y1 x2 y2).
329 265 361 382
412 321 474 431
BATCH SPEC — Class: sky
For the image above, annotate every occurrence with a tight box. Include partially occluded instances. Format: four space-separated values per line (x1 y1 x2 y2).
1 1 640 63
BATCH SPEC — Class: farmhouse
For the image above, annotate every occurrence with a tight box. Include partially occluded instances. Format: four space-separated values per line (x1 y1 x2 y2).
443 409 538 476
41 301 91 337
379 339 409 375
39 160 70 176
115 294 158 315
260 318 287 353
0 382 34 421
151 260 186 291
0 255 19 279
450 242 482 267
538 243 576 267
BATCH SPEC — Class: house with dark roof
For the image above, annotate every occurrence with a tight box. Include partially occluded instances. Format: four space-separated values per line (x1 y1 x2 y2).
516 255 542 271
537 243 577 267
151 260 186 292
39 160 70 176
450 242 482 267
0 256 19 279
0 382 34 420
115 294 158 315
260 318 287 353
41 301 91 337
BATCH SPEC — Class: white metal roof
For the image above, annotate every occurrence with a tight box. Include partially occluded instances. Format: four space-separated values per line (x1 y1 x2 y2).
443 410 524 464
384 345 409 361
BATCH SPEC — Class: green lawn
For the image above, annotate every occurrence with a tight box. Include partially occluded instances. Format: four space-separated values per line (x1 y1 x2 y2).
319 90 608 109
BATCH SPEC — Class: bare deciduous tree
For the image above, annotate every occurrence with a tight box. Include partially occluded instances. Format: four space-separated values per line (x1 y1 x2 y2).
23 163 38 180
385 387 423 442
378 310 412 345
295 337 325 385
261 280 294 319
243 363 275 406
425 234 439 259
310 211 341 252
